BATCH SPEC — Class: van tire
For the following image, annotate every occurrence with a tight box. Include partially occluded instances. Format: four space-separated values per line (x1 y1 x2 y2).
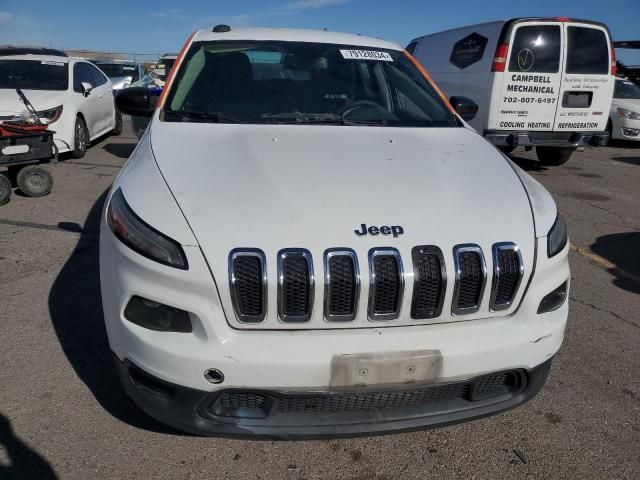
536 147 574 166
0 174 11 206
497 145 516 155
72 116 89 158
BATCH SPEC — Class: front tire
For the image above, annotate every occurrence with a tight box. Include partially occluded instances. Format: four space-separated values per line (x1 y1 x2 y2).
536 147 574 166
112 111 123 136
72 116 89 159
16 165 53 197
0 174 11 206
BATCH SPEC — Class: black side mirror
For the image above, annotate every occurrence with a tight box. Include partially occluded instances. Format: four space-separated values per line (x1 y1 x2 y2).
115 87 156 117
449 96 478 122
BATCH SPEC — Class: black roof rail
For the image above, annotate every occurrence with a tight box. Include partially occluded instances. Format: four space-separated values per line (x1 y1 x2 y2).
0 46 68 57
614 41 640 49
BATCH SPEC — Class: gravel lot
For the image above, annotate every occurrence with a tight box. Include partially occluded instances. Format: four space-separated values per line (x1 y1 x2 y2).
0 120 638 480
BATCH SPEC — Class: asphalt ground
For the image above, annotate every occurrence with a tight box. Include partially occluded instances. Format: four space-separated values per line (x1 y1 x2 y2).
0 120 638 480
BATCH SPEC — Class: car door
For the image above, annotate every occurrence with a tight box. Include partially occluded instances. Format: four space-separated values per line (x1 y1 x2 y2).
73 62 102 136
496 22 563 131
86 63 114 133
553 23 614 133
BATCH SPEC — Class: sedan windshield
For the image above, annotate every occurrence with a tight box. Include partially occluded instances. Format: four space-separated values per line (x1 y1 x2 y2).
98 63 139 80
164 41 458 127
614 79 640 100
0 59 69 90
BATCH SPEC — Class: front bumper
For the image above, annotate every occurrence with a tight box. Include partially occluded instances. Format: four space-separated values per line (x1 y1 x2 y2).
485 130 609 148
115 354 553 438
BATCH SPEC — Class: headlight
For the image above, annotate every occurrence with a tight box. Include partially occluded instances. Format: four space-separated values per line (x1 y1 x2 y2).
547 214 568 258
106 188 188 269
37 105 63 124
617 108 640 120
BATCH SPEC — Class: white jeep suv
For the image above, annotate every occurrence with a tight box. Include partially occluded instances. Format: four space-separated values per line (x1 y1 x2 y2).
0 48 121 157
101 26 570 438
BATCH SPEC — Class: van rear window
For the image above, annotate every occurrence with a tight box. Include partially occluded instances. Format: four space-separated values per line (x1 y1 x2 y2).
508 25 560 73
566 27 609 75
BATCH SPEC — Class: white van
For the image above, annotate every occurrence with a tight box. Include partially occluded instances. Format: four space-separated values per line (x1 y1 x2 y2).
408 18 616 165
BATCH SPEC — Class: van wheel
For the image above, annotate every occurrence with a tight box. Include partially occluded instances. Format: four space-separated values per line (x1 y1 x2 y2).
16 165 53 197
536 147 574 166
497 145 516 155
112 111 123 136
0 174 11 206
72 117 89 158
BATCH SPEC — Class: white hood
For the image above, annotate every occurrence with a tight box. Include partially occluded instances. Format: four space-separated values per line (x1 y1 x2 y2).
612 97 640 111
0 89 66 116
149 122 537 324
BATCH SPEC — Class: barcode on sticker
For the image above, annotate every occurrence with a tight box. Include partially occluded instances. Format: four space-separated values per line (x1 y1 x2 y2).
340 50 393 61
41 61 65 66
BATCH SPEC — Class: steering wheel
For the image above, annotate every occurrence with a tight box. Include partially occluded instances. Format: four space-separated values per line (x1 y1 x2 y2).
338 99 387 118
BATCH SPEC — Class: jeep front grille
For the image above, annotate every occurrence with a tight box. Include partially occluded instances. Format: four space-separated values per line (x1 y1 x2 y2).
452 245 487 315
490 243 524 311
229 249 267 323
227 242 523 328
410 246 446 319
278 249 314 322
368 248 404 321
324 249 360 322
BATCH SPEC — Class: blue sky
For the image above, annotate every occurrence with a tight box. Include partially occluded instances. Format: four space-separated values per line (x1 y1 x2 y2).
0 0 639 64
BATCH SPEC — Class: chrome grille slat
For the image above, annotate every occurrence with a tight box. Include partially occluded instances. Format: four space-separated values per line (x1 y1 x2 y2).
452 245 487 315
368 248 404 321
278 249 314 323
490 243 524 311
324 249 360 322
228 249 267 323
411 246 446 319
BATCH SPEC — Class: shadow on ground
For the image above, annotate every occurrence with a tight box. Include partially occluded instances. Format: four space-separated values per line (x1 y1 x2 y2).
102 143 136 159
510 155 549 173
591 232 640 294
47 190 181 434
611 156 640 167
0 413 58 479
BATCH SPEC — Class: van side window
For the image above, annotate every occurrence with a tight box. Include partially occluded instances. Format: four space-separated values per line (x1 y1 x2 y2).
566 27 609 75
508 25 560 73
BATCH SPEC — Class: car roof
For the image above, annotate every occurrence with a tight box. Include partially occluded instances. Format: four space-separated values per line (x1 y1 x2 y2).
0 54 70 63
191 27 402 51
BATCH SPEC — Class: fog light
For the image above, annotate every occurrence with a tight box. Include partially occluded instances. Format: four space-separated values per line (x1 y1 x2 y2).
622 128 639 137
537 282 568 314
124 296 192 332
204 369 225 384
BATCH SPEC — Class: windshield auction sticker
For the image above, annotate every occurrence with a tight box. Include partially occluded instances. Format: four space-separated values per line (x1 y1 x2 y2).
41 61 65 66
340 50 393 61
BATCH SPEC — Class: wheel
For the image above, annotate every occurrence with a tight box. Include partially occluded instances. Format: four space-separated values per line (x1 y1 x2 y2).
16 165 53 197
112 110 123 136
72 116 89 158
497 145 516 155
536 147 574 166
0 174 11 206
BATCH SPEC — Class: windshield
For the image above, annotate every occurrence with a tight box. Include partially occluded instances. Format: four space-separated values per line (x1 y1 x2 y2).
614 79 640 99
164 41 458 127
98 63 138 80
0 59 69 90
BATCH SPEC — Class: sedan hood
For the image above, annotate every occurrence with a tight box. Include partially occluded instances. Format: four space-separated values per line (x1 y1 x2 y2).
150 122 536 324
0 89 66 116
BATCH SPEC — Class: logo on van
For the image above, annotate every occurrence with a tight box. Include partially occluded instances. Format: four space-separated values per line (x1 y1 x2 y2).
517 49 535 72
450 32 488 70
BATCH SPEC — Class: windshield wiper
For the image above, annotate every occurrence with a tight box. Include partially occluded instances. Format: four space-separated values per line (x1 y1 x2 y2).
165 109 239 123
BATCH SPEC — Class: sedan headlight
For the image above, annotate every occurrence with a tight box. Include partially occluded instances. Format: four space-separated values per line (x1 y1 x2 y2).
37 105 63 124
617 108 640 120
107 188 188 269
547 214 568 258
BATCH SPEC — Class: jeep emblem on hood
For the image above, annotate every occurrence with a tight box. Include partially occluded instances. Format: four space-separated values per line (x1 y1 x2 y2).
354 224 404 238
